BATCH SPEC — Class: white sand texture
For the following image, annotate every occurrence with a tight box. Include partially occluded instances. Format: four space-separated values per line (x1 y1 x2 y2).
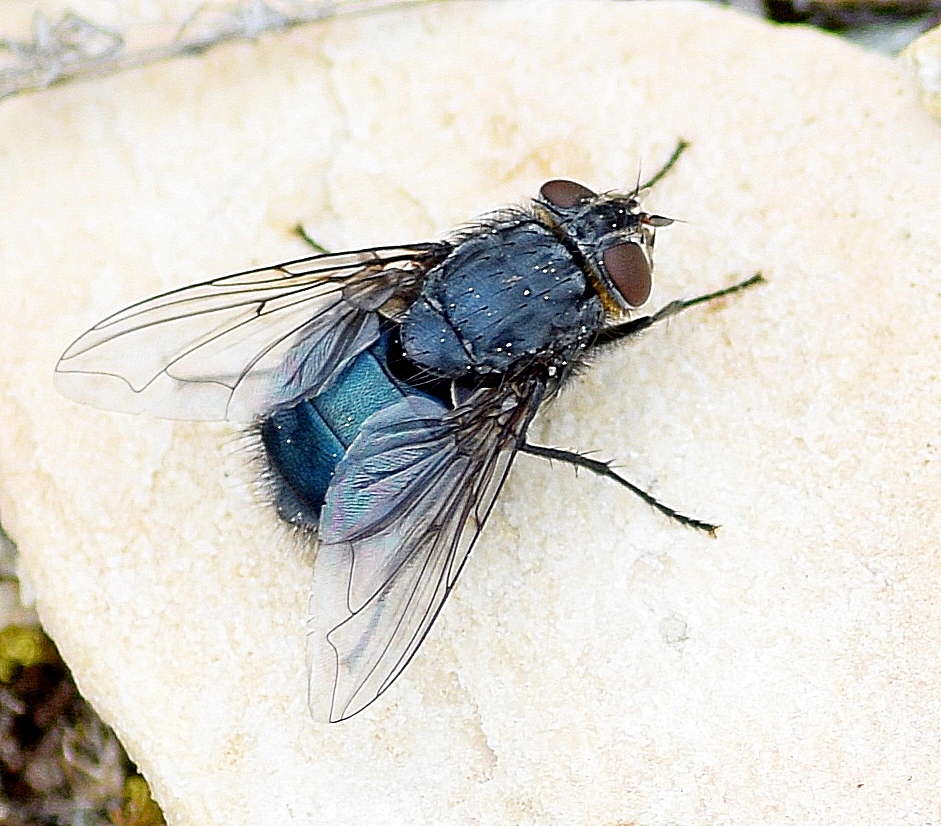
2 1 941 823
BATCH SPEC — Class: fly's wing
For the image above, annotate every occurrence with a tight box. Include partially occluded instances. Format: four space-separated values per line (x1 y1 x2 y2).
55 244 448 422
308 379 546 722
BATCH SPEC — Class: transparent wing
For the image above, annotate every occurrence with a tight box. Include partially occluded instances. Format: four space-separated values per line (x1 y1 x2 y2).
307 379 545 722
55 244 448 422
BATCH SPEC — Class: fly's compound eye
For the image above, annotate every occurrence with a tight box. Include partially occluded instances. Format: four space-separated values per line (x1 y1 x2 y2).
539 179 597 209
602 241 652 307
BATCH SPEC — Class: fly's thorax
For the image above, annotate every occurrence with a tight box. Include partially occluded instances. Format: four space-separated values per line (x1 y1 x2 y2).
399 219 604 379
534 180 673 316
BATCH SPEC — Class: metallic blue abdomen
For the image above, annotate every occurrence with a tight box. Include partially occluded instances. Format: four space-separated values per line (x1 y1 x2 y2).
260 331 446 529
400 221 603 376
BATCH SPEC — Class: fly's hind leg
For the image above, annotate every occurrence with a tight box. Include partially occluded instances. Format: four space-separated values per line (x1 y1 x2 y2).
518 442 719 535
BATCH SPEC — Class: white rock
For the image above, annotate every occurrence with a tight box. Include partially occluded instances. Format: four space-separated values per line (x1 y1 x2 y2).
903 23 941 120
1 1 940 824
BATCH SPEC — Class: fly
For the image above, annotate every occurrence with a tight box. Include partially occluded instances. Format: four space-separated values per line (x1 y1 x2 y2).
55 142 763 721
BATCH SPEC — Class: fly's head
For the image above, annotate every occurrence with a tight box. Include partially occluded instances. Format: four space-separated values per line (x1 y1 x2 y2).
534 179 674 315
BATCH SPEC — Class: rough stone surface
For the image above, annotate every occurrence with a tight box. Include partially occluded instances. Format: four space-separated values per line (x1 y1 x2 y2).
903 23 941 120
1 2 940 824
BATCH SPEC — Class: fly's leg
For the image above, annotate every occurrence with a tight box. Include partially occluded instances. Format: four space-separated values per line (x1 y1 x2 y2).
560 272 764 530
294 224 331 254
639 139 689 192
519 442 718 535
595 273 765 348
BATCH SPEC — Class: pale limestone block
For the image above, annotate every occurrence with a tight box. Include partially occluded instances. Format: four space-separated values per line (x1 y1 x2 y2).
1 2 940 824
903 23 941 120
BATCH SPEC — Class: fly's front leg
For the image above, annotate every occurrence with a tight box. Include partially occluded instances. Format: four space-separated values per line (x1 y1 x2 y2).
565 272 764 529
639 139 689 192
595 273 765 348
519 442 718 535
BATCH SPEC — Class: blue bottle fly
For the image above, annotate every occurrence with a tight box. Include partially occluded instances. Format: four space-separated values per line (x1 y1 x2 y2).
55 144 762 721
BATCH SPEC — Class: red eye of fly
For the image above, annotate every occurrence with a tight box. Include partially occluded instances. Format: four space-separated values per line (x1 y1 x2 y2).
602 242 651 307
539 179 596 209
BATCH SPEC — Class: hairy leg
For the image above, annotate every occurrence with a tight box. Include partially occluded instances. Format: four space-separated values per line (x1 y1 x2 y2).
519 442 719 535
595 273 765 348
